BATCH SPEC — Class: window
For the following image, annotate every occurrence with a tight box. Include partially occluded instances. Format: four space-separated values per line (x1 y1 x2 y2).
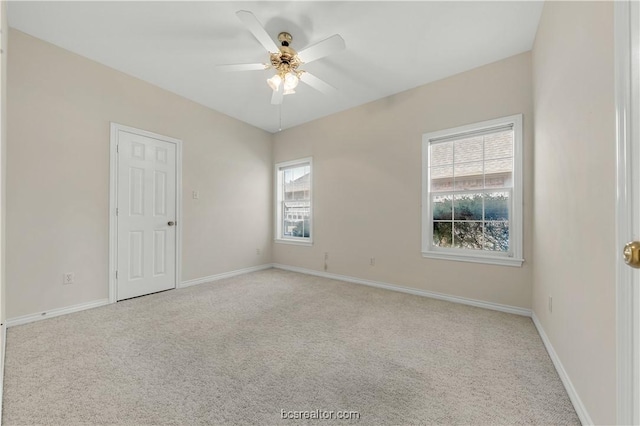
422 115 523 266
275 158 312 245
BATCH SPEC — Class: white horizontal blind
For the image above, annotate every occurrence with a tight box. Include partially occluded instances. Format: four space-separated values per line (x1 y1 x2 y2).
428 124 514 145
428 126 514 253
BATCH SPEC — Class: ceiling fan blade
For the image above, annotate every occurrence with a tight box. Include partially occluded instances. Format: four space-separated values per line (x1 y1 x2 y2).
300 72 337 95
216 63 269 72
297 34 346 64
236 10 280 53
271 86 284 105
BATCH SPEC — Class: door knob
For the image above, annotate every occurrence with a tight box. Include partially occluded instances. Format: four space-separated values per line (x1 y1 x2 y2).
623 241 640 268
168 221 175 226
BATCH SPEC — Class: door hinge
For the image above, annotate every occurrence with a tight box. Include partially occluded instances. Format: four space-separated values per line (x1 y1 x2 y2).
116 144 119 153
115 271 118 279
116 208 119 216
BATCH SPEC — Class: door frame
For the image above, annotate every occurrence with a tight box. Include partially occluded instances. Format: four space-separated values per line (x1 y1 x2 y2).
615 1 640 424
109 123 183 303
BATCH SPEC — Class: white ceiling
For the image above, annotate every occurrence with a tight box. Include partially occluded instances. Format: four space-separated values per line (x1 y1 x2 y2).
7 1 544 133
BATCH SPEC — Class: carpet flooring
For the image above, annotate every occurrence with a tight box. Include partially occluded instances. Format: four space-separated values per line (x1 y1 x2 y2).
3 269 579 425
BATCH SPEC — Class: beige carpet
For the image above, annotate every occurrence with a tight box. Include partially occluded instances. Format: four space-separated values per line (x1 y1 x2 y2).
3 269 579 425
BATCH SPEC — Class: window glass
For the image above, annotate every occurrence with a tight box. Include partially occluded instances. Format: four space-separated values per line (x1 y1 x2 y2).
423 115 523 266
276 160 312 243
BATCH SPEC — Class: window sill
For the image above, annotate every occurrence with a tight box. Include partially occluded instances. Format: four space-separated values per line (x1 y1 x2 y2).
421 251 523 267
275 238 313 247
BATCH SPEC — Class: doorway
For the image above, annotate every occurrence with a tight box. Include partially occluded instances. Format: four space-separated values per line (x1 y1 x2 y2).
109 124 182 302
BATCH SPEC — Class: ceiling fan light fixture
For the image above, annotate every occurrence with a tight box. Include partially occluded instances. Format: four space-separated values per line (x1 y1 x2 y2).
231 10 345 107
283 72 299 90
267 74 282 91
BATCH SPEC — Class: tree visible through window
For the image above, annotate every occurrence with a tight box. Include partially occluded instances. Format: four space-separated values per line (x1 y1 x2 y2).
422 115 523 266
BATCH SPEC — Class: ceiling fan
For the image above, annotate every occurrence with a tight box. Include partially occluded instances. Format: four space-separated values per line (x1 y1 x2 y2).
218 10 346 105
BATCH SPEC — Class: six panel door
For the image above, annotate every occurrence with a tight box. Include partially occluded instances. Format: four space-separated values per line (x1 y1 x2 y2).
117 131 177 300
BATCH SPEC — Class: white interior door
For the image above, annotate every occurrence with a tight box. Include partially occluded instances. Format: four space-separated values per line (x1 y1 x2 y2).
616 1 640 424
116 129 177 300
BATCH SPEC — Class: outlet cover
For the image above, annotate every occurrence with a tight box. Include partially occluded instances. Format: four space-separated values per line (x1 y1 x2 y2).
64 272 75 285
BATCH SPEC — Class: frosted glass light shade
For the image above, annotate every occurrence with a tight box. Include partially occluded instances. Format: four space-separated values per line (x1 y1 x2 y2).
267 74 282 91
283 72 299 90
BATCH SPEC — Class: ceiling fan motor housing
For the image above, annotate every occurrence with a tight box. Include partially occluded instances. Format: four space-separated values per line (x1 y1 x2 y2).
278 32 293 46
271 32 301 76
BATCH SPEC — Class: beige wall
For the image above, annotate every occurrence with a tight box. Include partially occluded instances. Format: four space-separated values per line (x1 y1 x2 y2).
6 30 273 319
532 2 616 424
273 52 534 309
1 1 7 326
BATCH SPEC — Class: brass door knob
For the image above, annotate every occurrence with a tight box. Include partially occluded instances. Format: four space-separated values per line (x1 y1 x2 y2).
624 241 640 268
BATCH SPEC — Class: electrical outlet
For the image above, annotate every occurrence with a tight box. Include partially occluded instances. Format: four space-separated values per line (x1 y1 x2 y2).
256 248 261 256
548 296 553 313
370 257 375 266
192 190 200 200
63 272 75 285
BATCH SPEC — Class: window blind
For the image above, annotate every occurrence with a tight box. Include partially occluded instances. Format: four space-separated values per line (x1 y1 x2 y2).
428 124 514 145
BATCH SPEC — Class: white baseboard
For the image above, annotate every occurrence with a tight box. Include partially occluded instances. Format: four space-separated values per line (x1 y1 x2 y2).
6 298 110 328
272 263 532 317
5 264 274 328
274 264 590 422
532 312 592 425
179 263 274 288
1 264 588 425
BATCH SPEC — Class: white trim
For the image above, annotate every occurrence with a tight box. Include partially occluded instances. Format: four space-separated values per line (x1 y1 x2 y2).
421 251 523 267
274 157 313 245
615 1 640 424
109 125 118 303
0 323 6 426
4 265 272 327
109 123 183 303
6 299 110 328
272 263 531 317
175 134 183 301
274 239 313 247
532 313 593 425
179 264 274 288
421 114 524 267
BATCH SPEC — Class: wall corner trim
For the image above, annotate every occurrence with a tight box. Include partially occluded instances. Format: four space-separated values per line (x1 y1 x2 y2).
179 264 274 288
6 299 110 328
532 312 594 425
0 323 6 426
272 263 532 317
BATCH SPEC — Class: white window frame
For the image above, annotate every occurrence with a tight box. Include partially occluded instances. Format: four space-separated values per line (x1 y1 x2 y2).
275 157 313 246
421 114 524 267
